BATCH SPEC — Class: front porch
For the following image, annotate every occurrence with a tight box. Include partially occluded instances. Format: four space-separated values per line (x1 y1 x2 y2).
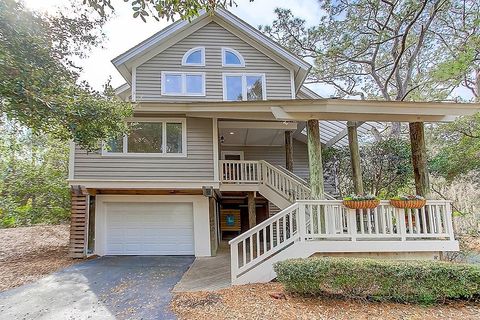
174 197 457 290
212 159 458 285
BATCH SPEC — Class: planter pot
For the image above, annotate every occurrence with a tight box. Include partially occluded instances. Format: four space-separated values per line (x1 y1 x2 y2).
389 199 426 209
343 199 380 209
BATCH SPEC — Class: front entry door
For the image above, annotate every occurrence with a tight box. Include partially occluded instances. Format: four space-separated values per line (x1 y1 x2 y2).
221 151 244 160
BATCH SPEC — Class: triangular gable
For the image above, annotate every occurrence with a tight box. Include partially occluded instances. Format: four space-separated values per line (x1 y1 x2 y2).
112 9 311 91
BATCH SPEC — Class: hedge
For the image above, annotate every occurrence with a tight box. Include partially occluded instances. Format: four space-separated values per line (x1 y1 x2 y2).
274 257 480 303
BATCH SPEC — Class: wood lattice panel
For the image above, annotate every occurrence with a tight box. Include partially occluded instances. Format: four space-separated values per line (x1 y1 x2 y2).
69 190 88 258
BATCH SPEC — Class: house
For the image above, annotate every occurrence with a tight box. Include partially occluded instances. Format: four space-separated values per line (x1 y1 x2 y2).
68 9 476 285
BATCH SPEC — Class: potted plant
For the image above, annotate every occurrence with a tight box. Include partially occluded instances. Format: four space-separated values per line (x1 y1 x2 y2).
390 195 426 209
343 194 380 209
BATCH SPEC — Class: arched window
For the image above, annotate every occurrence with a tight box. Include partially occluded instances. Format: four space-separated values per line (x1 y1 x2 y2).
222 48 245 67
182 47 205 66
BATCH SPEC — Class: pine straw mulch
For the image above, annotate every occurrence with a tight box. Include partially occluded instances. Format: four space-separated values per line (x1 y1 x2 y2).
0 224 83 292
171 283 480 320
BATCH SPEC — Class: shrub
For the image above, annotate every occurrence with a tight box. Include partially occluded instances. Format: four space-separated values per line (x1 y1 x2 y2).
274 257 480 304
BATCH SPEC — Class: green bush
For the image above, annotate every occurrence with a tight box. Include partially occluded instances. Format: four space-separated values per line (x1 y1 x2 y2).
274 257 480 304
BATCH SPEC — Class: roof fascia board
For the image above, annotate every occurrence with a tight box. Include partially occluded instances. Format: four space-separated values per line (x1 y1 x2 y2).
112 18 190 66
298 85 323 99
130 17 212 70
133 99 478 122
215 9 310 70
212 17 297 74
213 12 310 90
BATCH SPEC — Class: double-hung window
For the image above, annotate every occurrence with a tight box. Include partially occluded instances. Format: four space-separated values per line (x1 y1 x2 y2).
103 118 187 157
162 72 205 96
223 73 266 101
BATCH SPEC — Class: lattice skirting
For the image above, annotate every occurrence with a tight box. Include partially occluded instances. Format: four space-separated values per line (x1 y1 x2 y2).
69 191 89 258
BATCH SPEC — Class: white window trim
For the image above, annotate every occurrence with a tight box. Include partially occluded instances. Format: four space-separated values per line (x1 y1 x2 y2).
102 118 187 158
161 72 206 96
221 47 245 67
222 73 267 101
181 47 205 66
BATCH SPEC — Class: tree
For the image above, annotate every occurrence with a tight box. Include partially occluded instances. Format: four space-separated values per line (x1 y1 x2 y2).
85 0 254 22
261 0 479 196
261 1 473 104
430 113 480 180
0 0 132 151
431 0 479 102
0 119 70 227
323 138 413 197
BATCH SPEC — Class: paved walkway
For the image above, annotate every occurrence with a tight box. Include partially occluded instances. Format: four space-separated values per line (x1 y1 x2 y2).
173 245 231 292
0 256 194 320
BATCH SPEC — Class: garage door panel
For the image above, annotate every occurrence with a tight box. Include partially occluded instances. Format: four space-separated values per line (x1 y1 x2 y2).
105 202 194 255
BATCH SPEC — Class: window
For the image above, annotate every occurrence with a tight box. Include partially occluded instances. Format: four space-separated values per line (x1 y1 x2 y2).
223 73 266 101
222 48 245 67
103 119 187 157
182 47 205 66
162 72 205 96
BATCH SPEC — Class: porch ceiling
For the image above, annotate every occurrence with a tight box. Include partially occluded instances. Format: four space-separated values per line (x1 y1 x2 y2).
219 127 287 146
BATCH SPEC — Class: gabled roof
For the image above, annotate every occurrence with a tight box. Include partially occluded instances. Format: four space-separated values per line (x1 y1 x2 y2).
111 9 311 90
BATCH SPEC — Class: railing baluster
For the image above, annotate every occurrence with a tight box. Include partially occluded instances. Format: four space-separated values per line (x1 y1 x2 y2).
256 232 260 257
359 209 365 234
269 223 273 250
407 208 413 234
428 206 435 234
263 228 267 254
436 206 445 233
415 208 420 234
249 235 254 262
388 208 394 234
242 240 246 267
367 208 372 234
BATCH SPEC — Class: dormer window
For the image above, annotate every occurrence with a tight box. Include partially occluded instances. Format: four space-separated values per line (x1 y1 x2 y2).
182 47 205 66
222 48 245 67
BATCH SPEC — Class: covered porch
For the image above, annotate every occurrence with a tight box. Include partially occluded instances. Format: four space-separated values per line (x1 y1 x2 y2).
136 98 478 286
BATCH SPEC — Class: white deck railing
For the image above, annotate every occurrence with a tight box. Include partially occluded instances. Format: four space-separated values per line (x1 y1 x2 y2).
229 199 456 283
220 160 312 201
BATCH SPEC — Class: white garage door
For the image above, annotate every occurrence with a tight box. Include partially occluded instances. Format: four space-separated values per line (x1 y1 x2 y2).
105 202 194 255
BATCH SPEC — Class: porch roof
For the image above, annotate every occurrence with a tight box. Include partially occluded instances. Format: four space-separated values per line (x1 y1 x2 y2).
134 98 479 123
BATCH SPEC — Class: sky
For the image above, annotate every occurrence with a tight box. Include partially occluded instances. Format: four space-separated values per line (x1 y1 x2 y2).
23 0 329 94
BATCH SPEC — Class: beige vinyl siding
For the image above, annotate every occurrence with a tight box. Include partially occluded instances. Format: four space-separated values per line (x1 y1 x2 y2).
135 22 292 102
74 117 214 181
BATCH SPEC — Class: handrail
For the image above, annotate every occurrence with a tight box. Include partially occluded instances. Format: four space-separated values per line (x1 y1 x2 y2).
228 202 299 245
274 165 309 186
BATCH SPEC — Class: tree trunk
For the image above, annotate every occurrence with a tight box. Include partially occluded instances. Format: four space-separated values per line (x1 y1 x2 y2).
248 191 256 228
409 122 430 197
347 122 364 194
307 119 325 199
285 130 294 172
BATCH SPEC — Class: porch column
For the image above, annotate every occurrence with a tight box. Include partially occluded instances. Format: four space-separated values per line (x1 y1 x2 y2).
307 119 325 199
347 121 364 194
248 191 256 228
285 130 294 172
409 122 430 197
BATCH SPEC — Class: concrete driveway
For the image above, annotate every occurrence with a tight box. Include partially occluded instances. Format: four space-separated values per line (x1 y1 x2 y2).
0 256 194 320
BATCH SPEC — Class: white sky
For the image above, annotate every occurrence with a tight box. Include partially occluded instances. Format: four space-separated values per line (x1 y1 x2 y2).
22 0 472 100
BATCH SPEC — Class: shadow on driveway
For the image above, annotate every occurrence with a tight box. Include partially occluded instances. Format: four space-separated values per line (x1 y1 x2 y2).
0 256 194 320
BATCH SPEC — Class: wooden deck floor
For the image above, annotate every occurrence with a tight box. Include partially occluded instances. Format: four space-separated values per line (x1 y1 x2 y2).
173 243 231 292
